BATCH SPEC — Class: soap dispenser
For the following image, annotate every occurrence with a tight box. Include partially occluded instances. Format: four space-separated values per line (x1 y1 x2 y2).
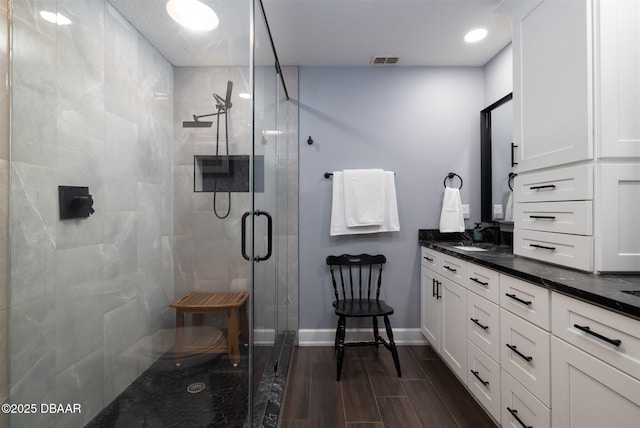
472 223 483 242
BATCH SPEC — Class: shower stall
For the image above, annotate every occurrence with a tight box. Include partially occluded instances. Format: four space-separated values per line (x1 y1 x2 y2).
1 0 297 426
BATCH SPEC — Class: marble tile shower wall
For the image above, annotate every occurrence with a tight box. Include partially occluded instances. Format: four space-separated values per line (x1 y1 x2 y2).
8 1 174 427
1 0 9 423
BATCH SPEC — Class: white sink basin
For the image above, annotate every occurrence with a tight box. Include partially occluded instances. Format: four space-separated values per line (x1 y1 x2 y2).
453 246 488 252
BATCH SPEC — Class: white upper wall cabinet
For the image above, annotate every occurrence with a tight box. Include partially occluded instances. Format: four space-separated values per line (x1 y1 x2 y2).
512 0 593 172
597 0 640 158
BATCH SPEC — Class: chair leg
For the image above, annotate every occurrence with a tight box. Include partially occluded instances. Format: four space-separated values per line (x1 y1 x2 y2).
334 318 340 351
372 316 380 347
383 315 402 377
336 316 346 381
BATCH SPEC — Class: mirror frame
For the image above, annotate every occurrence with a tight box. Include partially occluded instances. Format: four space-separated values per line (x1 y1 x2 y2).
480 92 513 222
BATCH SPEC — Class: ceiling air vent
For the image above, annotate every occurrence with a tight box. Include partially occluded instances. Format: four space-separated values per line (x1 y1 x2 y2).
371 56 400 65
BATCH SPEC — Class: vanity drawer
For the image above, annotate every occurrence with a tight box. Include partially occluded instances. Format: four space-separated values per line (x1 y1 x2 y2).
468 341 501 422
552 292 640 380
514 200 593 235
501 369 551 428
439 254 467 284
467 291 501 362
501 309 551 406
421 247 440 270
514 164 593 203
500 274 550 330
466 262 500 304
513 228 594 272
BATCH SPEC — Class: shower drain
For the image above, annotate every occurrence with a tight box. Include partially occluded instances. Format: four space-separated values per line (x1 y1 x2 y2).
187 382 207 394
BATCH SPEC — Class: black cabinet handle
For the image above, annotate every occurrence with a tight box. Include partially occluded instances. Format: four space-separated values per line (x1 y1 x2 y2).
432 278 436 298
443 265 457 273
511 142 518 167
529 184 556 190
436 280 441 300
470 277 488 287
423 256 434 262
530 244 556 251
574 324 622 347
507 407 532 428
529 215 556 220
470 370 489 386
506 344 533 362
470 318 489 330
505 293 532 306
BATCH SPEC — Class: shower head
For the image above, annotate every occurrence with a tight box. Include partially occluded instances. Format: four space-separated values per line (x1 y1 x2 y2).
183 81 233 128
214 81 233 110
183 115 213 128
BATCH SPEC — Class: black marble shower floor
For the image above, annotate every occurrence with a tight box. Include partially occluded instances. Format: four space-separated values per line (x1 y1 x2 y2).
86 350 252 428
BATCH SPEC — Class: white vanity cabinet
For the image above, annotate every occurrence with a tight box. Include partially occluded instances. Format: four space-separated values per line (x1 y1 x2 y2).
420 245 640 427
420 248 468 385
504 0 640 272
551 292 640 428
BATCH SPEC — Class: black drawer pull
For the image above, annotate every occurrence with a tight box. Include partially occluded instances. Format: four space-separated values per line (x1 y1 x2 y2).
529 215 556 220
432 278 436 298
470 370 489 386
511 143 518 167
507 407 533 428
573 324 622 347
470 318 489 330
506 344 533 362
443 265 457 273
530 244 556 251
423 256 434 262
435 280 441 300
505 293 532 306
530 184 556 190
470 277 488 287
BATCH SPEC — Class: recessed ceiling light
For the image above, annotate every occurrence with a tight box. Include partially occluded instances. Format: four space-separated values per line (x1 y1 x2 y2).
464 28 488 43
166 0 219 32
238 93 251 99
40 10 72 25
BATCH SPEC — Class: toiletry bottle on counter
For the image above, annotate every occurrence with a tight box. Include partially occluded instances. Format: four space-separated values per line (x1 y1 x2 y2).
473 223 483 242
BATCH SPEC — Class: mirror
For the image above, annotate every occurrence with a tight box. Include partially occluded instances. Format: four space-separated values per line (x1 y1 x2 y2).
480 93 513 222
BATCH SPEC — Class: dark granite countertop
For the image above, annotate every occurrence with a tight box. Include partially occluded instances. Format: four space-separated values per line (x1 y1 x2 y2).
418 230 640 321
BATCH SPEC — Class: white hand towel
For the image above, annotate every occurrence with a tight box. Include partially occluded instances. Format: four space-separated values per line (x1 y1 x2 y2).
504 191 514 222
330 171 399 236
439 186 465 233
343 169 385 226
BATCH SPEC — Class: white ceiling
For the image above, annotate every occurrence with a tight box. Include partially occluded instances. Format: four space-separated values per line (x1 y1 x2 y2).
109 0 512 67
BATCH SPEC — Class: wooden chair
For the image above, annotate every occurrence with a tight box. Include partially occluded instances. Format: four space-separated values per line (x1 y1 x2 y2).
326 254 401 381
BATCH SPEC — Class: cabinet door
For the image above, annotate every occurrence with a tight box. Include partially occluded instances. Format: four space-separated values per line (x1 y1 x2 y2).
551 337 640 428
598 0 640 158
597 163 640 272
513 0 593 172
441 277 468 385
421 267 441 352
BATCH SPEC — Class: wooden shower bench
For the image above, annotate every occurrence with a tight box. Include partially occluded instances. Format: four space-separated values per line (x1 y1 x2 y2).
170 291 249 366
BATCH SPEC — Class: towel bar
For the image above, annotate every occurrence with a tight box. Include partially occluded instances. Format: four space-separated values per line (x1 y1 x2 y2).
444 172 463 189
324 171 396 178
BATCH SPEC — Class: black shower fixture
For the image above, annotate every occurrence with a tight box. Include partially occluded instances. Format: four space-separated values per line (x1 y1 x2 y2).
59 185 95 219
182 81 233 128
182 81 235 219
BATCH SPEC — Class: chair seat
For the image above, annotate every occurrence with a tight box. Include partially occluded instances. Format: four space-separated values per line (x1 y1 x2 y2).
333 299 394 317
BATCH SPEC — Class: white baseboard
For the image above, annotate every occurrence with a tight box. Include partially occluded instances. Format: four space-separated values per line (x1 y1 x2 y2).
298 328 427 346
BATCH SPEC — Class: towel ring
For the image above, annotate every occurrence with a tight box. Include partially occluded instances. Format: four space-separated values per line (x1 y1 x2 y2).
508 172 517 191
444 172 463 190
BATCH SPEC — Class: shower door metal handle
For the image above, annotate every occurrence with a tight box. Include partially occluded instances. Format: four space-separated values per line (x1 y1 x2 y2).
241 210 273 262
241 211 251 261
254 210 272 262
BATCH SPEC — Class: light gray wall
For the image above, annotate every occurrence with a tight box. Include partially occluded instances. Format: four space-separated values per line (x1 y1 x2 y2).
484 43 513 105
299 67 484 330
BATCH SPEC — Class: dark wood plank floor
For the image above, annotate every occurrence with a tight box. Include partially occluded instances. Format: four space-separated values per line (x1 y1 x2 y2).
279 345 497 428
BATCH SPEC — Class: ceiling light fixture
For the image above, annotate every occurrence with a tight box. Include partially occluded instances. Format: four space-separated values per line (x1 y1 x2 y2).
40 10 72 25
238 93 251 99
166 0 219 32
464 28 488 43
